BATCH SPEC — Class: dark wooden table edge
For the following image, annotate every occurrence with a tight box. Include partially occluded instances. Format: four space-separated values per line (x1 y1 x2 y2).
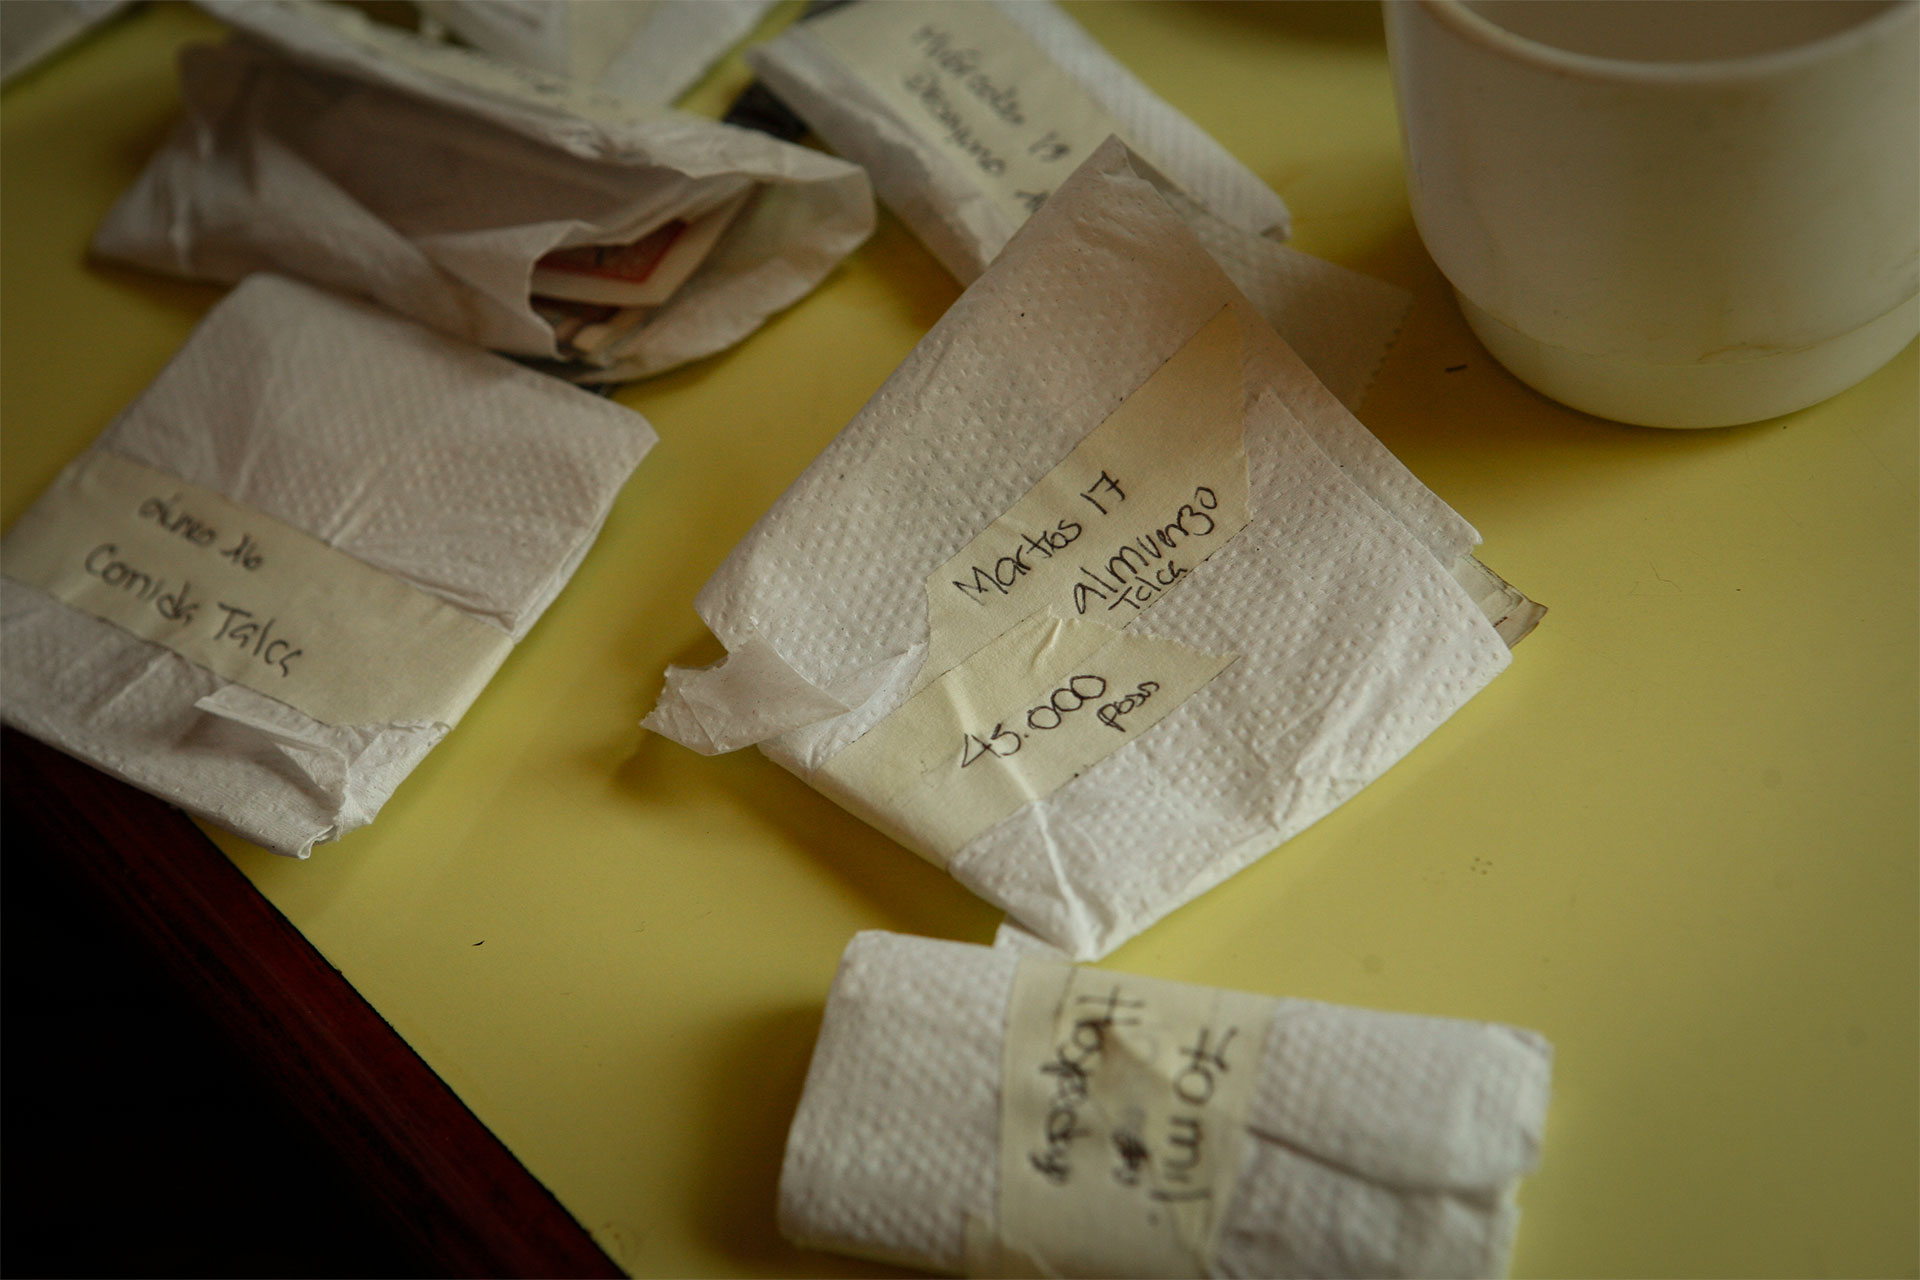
1 725 624 1279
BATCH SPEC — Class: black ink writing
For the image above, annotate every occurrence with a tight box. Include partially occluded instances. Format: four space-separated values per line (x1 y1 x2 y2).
902 70 1008 177
1110 1116 1150 1187
1172 1026 1237 1107
1027 129 1071 163
1028 985 1143 1185
958 721 1021 768
1070 485 1219 617
1096 680 1160 733
211 604 303 678
1079 470 1125 515
219 531 264 571
907 25 1027 125
1163 1114 1203 1184
957 675 1108 769
137 492 218 547
949 518 1083 604
84 543 202 625
1023 673 1107 731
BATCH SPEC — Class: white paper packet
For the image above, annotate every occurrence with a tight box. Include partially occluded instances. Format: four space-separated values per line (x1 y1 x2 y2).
0 274 655 857
89 0 874 383
414 0 777 109
644 140 1540 959
780 930 1553 1278
742 0 1415 409
748 0 1289 283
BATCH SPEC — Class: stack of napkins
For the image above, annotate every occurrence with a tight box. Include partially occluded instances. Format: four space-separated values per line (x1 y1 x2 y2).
647 140 1538 958
90 0 874 382
0 274 653 856
780 931 1553 1278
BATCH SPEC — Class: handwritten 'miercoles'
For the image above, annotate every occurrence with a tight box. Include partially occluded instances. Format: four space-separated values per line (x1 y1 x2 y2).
896 20 1076 208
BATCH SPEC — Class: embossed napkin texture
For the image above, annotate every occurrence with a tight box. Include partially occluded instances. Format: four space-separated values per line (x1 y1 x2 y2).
646 139 1532 959
748 0 1290 283
90 1 874 382
0 274 654 856
741 0 1421 400
415 0 777 110
780 931 1554 1279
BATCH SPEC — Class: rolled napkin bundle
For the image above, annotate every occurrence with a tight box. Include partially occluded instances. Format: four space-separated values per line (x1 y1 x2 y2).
780 930 1554 1278
645 140 1541 959
90 0 874 382
0 273 654 856
748 0 1289 283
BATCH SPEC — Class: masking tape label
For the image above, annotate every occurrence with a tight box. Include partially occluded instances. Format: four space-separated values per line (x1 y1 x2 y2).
818 308 1249 862
819 613 1233 861
2 450 514 727
807 0 1138 227
920 306 1250 690
976 957 1275 1277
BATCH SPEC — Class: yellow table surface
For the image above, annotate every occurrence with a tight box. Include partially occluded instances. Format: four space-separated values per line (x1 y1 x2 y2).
4 4 1916 1276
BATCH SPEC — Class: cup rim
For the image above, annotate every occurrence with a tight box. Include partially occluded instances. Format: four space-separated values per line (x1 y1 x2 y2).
1418 0 1918 84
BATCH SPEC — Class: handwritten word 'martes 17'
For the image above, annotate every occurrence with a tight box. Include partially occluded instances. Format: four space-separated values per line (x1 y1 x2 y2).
949 518 1085 604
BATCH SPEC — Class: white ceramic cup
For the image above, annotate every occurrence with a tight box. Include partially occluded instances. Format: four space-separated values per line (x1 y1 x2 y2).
1385 0 1919 428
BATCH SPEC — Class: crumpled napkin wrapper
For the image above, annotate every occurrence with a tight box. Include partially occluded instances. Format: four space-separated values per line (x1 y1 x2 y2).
0 273 654 857
780 930 1553 1278
747 0 1289 285
415 0 777 109
644 140 1541 959
89 0 874 382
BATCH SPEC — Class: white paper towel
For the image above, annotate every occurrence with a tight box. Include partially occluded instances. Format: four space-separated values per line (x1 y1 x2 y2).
748 0 1289 284
780 931 1553 1278
0 273 654 857
742 1 1413 408
90 0 874 383
415 0 777 109
645 140 1537 959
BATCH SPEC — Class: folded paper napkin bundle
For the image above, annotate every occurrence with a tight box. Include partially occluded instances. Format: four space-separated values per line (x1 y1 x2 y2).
0 274 654 856
90 0 874 382
742 0 1416 411
781 931 1554 1278
647 140 1540 959
748 0 1291 283
415 0 777 110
